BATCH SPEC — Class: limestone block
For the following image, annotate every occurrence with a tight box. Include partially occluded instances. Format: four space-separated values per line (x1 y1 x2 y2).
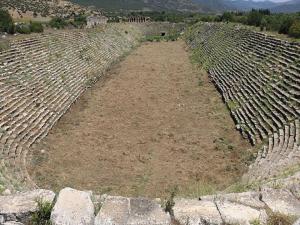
2 221 24 225
262 188 300 217
50 187 94 225
95 196 170 225
216 200 268 225
0 189 55 223
173 198 222 225
202 191 265 209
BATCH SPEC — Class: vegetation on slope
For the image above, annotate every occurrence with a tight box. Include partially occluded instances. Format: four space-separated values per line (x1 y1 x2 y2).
191 9 300 39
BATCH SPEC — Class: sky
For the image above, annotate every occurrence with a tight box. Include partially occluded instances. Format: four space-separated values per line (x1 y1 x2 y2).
254 0 289 1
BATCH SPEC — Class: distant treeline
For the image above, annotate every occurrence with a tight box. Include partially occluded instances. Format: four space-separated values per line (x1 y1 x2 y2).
197 10 300 38
110 10 300 38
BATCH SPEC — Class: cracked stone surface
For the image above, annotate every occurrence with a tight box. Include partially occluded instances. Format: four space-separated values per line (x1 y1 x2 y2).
0 189 55 223
51 187 94 225
173 199 223 225
202 191 265 209
95 196 170 225
262 188 300 217
216 200 268 225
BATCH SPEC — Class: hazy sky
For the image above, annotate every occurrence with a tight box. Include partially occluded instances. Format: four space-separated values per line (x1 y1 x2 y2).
254 0 289 1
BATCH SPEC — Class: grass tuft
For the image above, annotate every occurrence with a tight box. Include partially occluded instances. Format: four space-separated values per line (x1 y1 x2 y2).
30 198 54 225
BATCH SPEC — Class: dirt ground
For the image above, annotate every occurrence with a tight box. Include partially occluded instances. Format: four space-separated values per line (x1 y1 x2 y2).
28 40 254 198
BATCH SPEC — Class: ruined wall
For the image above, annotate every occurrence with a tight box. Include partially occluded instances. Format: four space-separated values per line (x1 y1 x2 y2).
186 22 300 182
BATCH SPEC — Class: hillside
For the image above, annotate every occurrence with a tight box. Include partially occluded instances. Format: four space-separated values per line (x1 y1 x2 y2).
70 0 203 11
225 0 278 10
271 0 300 12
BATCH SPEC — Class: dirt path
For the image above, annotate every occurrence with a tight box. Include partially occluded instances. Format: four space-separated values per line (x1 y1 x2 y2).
28 41 253 198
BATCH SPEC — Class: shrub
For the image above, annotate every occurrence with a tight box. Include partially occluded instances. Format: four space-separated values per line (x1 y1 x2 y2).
73 14 87 28
0 9 14 34
30 22 44 33
49 17 67 29
247 9 263 27
279 17 294 34
289 20 300 38
31 198 54 225
16 24 31 34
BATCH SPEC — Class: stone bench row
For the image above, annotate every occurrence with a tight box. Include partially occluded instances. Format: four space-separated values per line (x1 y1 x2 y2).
0 24 143 191
187 22 300 182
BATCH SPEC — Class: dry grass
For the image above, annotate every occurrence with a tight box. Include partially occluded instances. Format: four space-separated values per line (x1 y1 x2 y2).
28 41 254 198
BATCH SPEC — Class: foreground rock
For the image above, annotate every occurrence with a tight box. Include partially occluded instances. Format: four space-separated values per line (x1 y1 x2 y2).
51 188 95 225
173 199 223 224
95 196 170 225
0 187 299 225
0 189 55 223
261 188 300 216
173 189 300 225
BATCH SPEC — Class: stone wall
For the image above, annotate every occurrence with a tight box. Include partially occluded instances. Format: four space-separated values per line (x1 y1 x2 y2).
0 186 299 225
185 22 300 183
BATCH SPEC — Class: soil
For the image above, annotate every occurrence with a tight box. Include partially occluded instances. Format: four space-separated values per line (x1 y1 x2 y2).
28 40 254 198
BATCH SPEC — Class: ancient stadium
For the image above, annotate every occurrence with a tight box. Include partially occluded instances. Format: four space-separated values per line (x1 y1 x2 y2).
0 1 300 225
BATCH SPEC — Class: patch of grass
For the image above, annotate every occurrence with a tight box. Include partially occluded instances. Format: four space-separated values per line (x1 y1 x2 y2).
163 186 178 216
198 78 203 86
250 219 261 225
144 35 164 42
213 137 235 152
178 181 217 198
94 202 102 216
227 100 240 111
267 212 296 225
225 181 256 193
30 198 54 225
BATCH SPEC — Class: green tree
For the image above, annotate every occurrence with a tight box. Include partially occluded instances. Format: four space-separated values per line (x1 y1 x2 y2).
247 9 263 27
73 14 87 28
279 16 294 34
260 17 268 31
221 12 234 22
49 17 67 29
0 9 15 34
289 20 300 38
16 24 31 34
30 21 44 33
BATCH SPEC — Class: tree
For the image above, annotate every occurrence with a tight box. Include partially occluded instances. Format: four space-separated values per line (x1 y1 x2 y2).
16 24 31 34
49 17 67 29
247 9 263 27
260 17 268 31
30 21 44 33
279 16 294 34
73 14 87 28
0 9 14 34
221 12 234 22
289 20 300 38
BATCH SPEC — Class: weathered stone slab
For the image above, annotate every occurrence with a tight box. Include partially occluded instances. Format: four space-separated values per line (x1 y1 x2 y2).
216 200 268 225
173 199 222 225
202 191 265 209
293 218 300 225
0 189 55 223
2 221 24 225
95 196 170 225
262 188 300 217
50 187 94 225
